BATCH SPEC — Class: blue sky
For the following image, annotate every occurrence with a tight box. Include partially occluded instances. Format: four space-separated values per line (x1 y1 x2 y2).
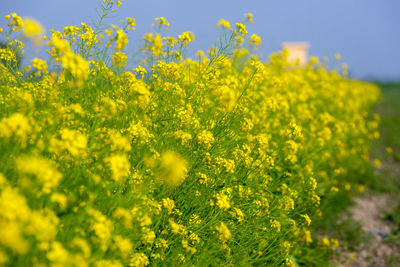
2 0 400 80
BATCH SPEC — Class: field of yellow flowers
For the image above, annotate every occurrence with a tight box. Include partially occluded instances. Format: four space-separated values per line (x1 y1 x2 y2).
0 1 381 266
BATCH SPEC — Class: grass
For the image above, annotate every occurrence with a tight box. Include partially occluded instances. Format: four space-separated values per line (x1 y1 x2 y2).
372 82 400 252
370 82 400 192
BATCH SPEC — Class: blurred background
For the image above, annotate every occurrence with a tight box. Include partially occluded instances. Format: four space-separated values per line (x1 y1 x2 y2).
2 0 400 81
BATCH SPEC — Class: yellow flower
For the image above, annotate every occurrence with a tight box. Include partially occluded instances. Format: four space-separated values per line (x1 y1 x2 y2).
104 154 131 182
285 258 296 267
357 185 365 193
331 238 339 248
178 31 194 46
133 65 147 79
50 193 67 210
115 29 128 50
52 128 87 157
105 28 113 36
212 85 237 112
142 229 155 244
140 215 152 227
300 214 311 226
108 129 131 152
215 222 231 241
321 237 330 246
60 51 89 81
32 58 48 74
244 13 254 23
22 18 42 36
155 17 170 29
70 237 91 259
282 241 291 256
160 151 188 186
162 198 175 214
234 23 248 37
0 220 30 255
0 113 32 145
235 36 244 45
27 209 59 243
216 19 231 30
182 239 197 254
111 51 128 66
215 192 231 210
197 130 214 149
113 235 132 258
16 155 62 194
174 130 192 145
309 56 319 64
373 158 382 168
330 186 339 193
126 17 136 31
5 13 24 31
303 230 312 244
232 208 244 222
130 253 149 267
270 219 281 233
48 35 71 55
87 208 114 251
22 17 44 47
46 242 69 265
143 33 164 57
249 33 261 47
128 120 154 144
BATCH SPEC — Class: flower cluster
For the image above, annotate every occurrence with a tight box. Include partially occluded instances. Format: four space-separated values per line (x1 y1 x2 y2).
0 7 381 267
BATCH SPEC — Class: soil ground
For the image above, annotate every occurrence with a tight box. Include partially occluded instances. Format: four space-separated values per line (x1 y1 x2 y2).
338 194 400 267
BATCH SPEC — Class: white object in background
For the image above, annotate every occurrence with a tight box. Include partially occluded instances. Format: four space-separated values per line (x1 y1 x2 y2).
281 42 310 66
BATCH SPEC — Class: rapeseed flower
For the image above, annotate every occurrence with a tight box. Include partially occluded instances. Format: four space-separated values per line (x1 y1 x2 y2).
104 154 131 181
244 13 254 23
197 130 214 149
15 155 62 194
249 33 261 47
115 29 128 50
130 253 149 267
5 13 24 31
217 19 231 30
155 17 170 29
60 51 89 81
22 17 44 46
215 222 231 241
234 23 247 37
160 151 188 186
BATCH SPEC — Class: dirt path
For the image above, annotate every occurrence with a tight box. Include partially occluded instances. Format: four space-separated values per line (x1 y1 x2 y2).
338 193 400 267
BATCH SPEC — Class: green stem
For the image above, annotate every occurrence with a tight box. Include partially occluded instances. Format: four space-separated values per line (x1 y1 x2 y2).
85 2 111 61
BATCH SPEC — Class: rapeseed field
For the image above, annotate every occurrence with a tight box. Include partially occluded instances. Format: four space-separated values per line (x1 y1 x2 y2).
0 1 381 266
